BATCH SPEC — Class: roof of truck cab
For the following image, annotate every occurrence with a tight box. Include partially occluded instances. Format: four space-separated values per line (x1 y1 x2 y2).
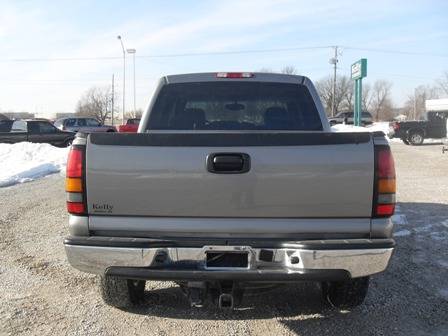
163 72 307 84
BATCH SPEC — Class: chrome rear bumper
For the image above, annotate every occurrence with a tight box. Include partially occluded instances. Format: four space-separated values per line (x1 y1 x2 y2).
64 237 394 280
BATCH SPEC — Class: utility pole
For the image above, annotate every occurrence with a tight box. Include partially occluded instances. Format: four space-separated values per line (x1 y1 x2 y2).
126 48 137 115
111 74 115 126
413 88 417 120
329 46 339 117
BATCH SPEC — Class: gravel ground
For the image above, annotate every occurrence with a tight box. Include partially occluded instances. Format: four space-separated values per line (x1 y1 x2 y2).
0 142 447 336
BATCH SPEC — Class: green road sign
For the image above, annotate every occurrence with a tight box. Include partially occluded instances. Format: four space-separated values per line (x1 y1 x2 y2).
351 58 367 80
352 59 367 126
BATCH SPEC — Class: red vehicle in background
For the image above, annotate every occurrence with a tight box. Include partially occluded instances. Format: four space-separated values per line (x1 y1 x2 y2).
116 118 140 133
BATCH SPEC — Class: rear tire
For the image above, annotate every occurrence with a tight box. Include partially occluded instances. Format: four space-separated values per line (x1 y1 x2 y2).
407 131 424 145
322 276 369 309
100 275 145 308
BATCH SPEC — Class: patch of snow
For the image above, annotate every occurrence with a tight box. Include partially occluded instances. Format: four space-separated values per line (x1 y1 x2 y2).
437 260 448 269
438 289 448 300
367 122 391 134
430 232 446 241
394 229 411 237
0 142 69 188
441 219 448 229
414 224 434 233
331 122 392 140
391 214 408 226
330 124 370 133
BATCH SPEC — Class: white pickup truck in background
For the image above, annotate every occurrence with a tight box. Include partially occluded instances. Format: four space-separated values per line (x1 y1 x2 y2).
63 72 396 310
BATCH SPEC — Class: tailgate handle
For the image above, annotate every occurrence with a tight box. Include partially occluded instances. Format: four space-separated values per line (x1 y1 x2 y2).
207 153 251 174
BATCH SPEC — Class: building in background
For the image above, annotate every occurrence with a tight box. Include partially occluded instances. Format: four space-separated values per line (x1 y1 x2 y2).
426 99 448 112
0 113 9 121
3 112 35 119
54 112 75 120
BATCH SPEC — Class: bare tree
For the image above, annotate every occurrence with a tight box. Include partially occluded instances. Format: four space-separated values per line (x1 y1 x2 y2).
361 83 373 112
281 66 298 75
316 75 353 115
75 86 113 123
258 66 298 75
259 67 274 73
370 80 393 121
402 85 439 120
437 71 448 96
125 108 144 119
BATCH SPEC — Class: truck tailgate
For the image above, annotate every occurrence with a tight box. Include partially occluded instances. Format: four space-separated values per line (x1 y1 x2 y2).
85 132 374 218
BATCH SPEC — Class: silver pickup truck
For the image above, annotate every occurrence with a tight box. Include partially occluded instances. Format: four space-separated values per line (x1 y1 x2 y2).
63 72 396 310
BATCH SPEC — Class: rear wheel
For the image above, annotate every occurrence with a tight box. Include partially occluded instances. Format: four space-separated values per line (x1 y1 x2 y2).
408 131 424 145
100 275 145 308
322 276 369 309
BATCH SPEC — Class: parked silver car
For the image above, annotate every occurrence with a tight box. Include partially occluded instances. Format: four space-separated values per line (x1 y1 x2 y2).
54 117 115 133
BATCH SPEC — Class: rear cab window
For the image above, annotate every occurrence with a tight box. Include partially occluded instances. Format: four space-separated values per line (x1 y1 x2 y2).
147 82 322 131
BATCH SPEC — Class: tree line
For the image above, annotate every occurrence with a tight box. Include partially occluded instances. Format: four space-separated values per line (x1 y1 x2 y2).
75 87 142 124
315 70 448 120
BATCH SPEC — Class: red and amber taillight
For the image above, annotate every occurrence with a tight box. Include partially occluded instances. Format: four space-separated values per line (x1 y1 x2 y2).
392 122 400 132
65 145 87 215
373 146 396 217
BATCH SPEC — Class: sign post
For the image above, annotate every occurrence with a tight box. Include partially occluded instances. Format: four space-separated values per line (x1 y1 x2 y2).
351 59 367 126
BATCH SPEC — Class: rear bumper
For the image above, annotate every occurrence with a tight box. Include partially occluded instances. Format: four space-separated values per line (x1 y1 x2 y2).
64 237 394 281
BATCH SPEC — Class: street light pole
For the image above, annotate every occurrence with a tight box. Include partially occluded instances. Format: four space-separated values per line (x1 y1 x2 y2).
111 74 115 126
117 35 126 124
126 48 136 114
329 46 338 117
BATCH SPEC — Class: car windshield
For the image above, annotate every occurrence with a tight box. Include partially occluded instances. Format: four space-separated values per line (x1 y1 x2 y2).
148 82 322 131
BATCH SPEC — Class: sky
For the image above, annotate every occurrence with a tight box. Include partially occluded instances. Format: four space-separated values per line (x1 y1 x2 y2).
0 0 447 117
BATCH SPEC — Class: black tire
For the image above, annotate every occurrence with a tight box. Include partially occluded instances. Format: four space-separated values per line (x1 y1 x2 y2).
402 138 410 145
407 131 424 146
322 276 369 309
100 275 145 308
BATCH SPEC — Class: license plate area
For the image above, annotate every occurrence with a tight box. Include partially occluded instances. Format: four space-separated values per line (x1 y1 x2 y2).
206 251 249 269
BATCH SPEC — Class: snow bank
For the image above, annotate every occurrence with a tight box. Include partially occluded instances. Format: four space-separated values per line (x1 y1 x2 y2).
0 142 69 188
331 121 390 134
331 122 393 140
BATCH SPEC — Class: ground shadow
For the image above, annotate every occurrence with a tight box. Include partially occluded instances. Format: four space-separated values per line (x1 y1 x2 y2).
420 141 443 146
117 202 448 335
123 281 334 320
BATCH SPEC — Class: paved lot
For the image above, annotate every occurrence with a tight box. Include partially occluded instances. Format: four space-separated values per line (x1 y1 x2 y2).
0 142 447 336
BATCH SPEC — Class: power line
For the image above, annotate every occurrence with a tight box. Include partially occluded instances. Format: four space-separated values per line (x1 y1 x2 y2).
137 46 331 58
1 45 446 63
342 46 448 58
0 46 332 63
